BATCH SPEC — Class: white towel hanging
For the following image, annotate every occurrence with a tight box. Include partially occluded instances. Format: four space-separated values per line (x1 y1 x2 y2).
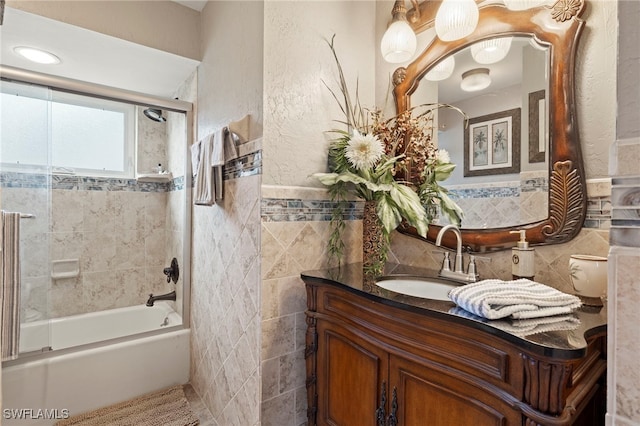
1 210 22 361
193 134 214 205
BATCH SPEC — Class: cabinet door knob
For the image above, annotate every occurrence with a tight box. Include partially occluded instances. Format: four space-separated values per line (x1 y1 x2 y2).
387 387 398 426
375 381 387 426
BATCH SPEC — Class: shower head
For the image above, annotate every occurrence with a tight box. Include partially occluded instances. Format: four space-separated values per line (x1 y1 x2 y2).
143 108 166 123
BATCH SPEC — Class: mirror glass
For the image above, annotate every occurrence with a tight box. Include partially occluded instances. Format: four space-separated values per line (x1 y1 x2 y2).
394 2 588 251
413 36 550 229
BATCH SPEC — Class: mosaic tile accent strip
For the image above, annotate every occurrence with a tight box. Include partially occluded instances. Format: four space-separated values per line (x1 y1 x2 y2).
171 175 185 191
224 150 262 180
584 196 612 229
449 186 520 199
261 198 363 222
260 194 611 231
186 150 262 188
0 171 180 193
521 176 548 192
610 176 640 246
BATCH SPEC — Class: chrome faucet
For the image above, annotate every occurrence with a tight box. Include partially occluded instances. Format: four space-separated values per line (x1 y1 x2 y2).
146 291 176 307
435 225 480 283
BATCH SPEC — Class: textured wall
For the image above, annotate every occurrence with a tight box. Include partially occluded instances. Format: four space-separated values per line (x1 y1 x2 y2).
576 0 618 179
262 1 377 187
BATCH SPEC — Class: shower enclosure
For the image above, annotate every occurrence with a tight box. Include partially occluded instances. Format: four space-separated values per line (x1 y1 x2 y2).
1 66 193 422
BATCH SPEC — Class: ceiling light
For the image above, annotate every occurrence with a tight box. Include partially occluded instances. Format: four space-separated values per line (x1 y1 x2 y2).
425 56 456 81
381 0 418 63
435 0 479 42
471 37 513 64
13 46 61 65
460 68 491 92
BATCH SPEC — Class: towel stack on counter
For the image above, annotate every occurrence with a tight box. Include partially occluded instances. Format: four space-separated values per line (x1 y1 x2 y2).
191 115 252 206
448 278 582 320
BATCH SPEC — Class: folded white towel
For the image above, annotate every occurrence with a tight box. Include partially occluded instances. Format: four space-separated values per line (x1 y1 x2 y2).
492 315 581 337
448 306 581 337
194 134 214 205
190 140 201 178
448 279 582 320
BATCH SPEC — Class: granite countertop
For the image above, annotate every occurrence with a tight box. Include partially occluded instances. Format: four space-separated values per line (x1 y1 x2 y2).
301 263 607 360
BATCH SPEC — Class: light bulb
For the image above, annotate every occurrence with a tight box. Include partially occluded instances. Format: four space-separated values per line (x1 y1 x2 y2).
425 56 456 81
435 0 479 42
381 20 418 63
13 46 61 65
471 37 513 64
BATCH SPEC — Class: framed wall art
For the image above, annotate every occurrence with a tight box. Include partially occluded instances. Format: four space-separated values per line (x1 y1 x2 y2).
464 108 521 177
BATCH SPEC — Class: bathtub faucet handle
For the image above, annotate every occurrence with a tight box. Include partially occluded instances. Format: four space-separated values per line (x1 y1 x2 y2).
163 258 179 284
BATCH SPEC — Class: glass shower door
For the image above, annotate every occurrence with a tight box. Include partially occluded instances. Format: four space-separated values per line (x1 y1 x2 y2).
0 79 53 356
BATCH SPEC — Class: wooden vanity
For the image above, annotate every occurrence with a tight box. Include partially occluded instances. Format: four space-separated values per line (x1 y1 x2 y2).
302 264 607 426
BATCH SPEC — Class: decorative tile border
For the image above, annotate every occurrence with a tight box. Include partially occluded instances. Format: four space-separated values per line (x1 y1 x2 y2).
521 176 548 192
610 176 640 246
224 151 262 180
449 186 519 199
585 196 612 229
261 198 363 222
0 171 177 193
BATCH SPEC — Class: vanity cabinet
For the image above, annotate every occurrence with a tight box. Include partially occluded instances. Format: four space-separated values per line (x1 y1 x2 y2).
304 273 606 426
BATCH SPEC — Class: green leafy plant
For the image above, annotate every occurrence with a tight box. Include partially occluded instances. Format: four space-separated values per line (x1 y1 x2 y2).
314 35 466 269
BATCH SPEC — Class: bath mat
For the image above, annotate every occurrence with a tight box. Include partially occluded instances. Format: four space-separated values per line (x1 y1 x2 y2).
55 385 199 426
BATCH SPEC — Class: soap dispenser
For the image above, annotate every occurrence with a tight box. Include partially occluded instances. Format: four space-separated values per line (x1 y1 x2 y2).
510 230 535 280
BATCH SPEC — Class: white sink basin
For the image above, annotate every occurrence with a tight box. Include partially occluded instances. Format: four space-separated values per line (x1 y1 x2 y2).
376 278 458 301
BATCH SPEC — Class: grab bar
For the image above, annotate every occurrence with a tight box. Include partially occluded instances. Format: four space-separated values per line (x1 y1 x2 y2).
20 213 35 219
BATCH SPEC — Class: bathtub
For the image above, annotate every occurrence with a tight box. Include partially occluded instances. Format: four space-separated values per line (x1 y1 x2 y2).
1 302 190 425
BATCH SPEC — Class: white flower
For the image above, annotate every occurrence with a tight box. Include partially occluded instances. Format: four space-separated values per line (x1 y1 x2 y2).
436 149 450 164
345 131 384 171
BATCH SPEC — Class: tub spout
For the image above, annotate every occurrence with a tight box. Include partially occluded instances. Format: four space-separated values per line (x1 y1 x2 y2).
146 291 176 307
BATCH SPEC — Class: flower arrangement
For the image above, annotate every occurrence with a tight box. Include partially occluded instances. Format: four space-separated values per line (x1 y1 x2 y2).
314 36 465 273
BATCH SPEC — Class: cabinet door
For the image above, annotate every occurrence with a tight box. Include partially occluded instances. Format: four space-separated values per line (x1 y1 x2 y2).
316 321 388 426
389 354 521 426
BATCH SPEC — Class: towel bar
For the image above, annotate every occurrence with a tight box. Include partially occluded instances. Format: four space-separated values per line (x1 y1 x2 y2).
20 213 35 219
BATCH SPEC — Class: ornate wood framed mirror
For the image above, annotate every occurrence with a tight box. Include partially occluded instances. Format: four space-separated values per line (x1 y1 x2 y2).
393 0 588 252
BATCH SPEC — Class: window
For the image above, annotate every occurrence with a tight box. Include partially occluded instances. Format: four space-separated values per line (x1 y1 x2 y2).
1 82 135 177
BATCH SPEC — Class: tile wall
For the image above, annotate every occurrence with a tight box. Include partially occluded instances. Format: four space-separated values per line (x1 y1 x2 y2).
0 105 183 320
260 186 363 426
1 174 177 320
189 172 261 426
607 1 640 424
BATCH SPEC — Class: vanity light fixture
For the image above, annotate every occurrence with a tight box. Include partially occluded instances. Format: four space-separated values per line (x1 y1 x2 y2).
435 0 479 42
425 56 456 81
13 46 61 65
460 68 491 92
503 0 550 10
471 37 513 64
381 0 420 63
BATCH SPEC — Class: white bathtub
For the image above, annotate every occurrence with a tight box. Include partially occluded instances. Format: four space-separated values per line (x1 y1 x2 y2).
1 302 190 425
19 302 182 353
